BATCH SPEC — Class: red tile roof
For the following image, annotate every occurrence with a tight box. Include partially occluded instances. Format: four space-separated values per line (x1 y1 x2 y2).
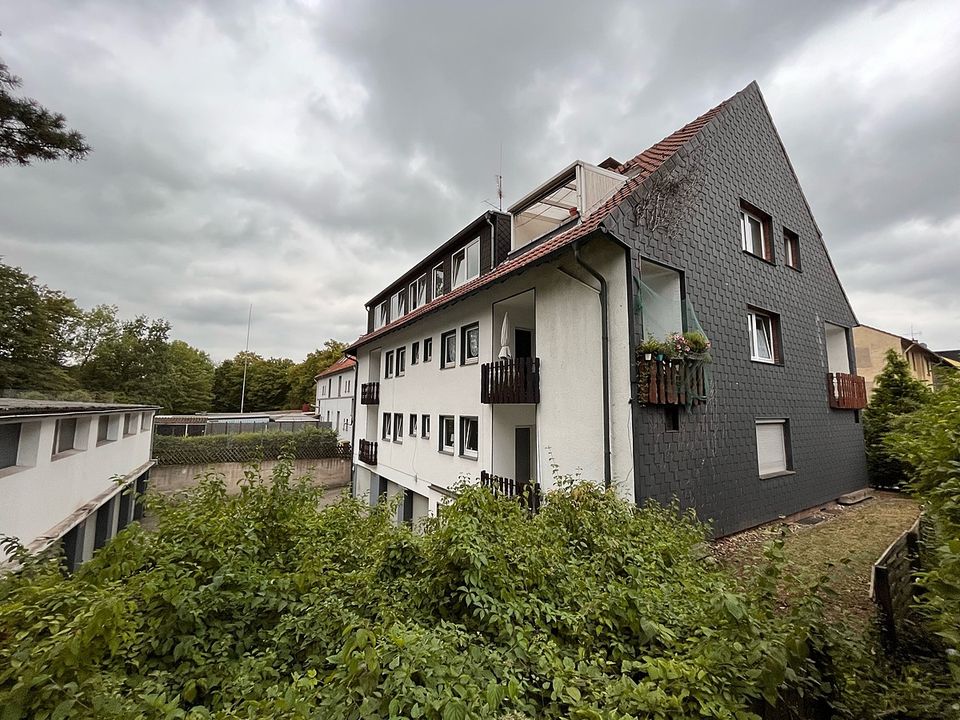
347 89 736 353
314 355 357 380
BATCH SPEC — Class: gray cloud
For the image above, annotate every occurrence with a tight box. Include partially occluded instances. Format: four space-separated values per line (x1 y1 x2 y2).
1 0 958 362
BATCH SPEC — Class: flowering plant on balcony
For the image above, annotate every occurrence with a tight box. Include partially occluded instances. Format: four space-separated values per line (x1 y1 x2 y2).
667 330 712 361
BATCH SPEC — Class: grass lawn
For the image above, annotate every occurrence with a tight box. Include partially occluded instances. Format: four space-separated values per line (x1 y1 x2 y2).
714 492 921 630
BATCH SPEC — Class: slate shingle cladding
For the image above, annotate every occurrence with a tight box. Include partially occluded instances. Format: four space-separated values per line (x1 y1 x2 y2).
605 83 867 536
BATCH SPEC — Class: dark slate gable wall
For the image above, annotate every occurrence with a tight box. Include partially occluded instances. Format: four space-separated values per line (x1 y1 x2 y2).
605 84 866 536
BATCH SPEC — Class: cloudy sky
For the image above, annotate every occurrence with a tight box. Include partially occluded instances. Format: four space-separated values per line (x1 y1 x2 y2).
2 0 959 360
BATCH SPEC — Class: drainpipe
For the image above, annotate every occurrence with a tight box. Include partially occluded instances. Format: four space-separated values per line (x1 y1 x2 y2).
574 242 612 490
484 212 497 269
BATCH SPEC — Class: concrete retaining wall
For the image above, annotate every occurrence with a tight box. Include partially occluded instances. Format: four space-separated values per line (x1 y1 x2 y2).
150 457 351 497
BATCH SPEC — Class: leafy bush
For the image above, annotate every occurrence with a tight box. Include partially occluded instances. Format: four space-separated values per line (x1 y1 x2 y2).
152 426 341 464
0 459 858 720
885 372 960 678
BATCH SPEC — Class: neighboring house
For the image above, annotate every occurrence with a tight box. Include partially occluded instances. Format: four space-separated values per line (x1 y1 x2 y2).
853 325 945 396
935 349 960 370
0 399 157 569
314 356 357 442
346 82 868 536
154 411 327 437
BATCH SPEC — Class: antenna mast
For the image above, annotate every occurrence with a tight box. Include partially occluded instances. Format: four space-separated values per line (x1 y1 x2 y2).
497 142 503 211
239 303 253 414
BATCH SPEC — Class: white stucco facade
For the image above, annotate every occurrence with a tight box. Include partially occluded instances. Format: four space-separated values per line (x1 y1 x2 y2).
315 358 356 442
352 236 633 517
0 401 156 567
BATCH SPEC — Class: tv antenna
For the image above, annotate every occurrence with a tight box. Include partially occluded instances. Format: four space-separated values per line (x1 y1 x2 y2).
482 142 504 211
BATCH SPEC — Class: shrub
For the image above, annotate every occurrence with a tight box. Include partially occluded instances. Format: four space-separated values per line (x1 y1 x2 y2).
0 461 855 720
152 426 340 464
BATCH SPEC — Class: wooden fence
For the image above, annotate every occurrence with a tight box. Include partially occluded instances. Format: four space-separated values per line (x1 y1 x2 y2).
637 357 707 406
479 470 542 512
871 515 923 646
480 357 540 404
154 434 349 466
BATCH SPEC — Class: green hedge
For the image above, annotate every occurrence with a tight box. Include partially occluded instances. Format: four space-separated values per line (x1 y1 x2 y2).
152 427 343 465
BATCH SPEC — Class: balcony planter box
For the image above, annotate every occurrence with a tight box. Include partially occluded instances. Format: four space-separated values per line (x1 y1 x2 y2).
637 355 709 407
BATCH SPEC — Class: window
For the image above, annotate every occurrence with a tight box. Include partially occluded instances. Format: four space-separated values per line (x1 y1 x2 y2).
391 290 407 320
375 301 389 330
740 202 772 261
409 275 427 311
432 263 444 299
784 229 800 270
141 413 152 432
747 309 780 364
409 413 417 437
396 347 406 377
344 380 351 394
459 416 478 459
382 413 391 440
441 330 457 369
320 385 327 397
384 350 395 378
439 416 455 453
756 419 792 477
96 416 111 444
423 337 433 363
411 341 420 365
393 413 403 443
123 413 137 436
0 423 21 470
452 238 480 288
54 418 78 455
421 414 430 439
461 323 480 365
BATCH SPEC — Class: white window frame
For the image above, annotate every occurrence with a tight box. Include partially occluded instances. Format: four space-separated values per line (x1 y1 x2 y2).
740 208 767 259
439 415 455 454
784 230 800 270
432 263 444 299
396 347 406 377
459 416 478 459
393 413 403 443
382 413 391 441
391 290 407 320
452 238 480 288
409 413 417 437
384 350 395 378
375 301 389 330
756 419 790 477
441 330 457 369
423 337 433 363
747 310 776 364
411 341 420 365
409 275 427 311
461 323 480 365
421 414 430 439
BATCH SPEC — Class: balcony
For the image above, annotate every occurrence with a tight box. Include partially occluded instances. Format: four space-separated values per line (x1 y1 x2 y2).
637 356 707 406
480 470 541 513
481 357 540 404
358 439 378 465
827 372 867 410
360 382 380 405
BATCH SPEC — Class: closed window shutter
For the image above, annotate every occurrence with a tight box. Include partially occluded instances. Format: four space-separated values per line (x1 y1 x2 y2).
756 423 786 475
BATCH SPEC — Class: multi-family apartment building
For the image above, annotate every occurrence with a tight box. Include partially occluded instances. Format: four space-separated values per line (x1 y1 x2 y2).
0 399 156 569
314 356 357 442
346 82 868 535
852 325 945 397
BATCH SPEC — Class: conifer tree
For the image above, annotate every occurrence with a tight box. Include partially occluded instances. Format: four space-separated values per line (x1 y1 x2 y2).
863 348 930 487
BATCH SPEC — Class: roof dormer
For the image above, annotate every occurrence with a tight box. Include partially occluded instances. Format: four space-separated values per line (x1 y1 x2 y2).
508 161 626 253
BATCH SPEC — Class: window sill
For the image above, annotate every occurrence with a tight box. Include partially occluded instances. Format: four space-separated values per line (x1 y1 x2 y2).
742 250 775 266
421 435 430 441
0 465 28 479
459 453 478 461
461 359 479 366
786 265 802 273
438 449 454 456
750 357 779 365
96 439 116 447
51 449 83 461
760 470 796 481
440 364 456 370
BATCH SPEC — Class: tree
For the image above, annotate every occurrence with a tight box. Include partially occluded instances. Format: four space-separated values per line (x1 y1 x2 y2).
0 260 79 392
211 352 295 413
863 349 930 488
0 40 90 166
154 340 214 414
287 339 346 407
65 304 121 367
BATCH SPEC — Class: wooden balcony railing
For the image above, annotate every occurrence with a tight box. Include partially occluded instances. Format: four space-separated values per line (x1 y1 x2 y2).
480 470 542 513
481 357 540 404
360 382 380 405
637 356 707 406
358 439 378 465
828 372 867 409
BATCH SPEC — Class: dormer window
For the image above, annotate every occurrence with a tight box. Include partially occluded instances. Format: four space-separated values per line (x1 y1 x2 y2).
452 238 480 288
509 161 624 252
391 289 407 320
432 263 444 299
375 301 389 330
409 275 427 311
